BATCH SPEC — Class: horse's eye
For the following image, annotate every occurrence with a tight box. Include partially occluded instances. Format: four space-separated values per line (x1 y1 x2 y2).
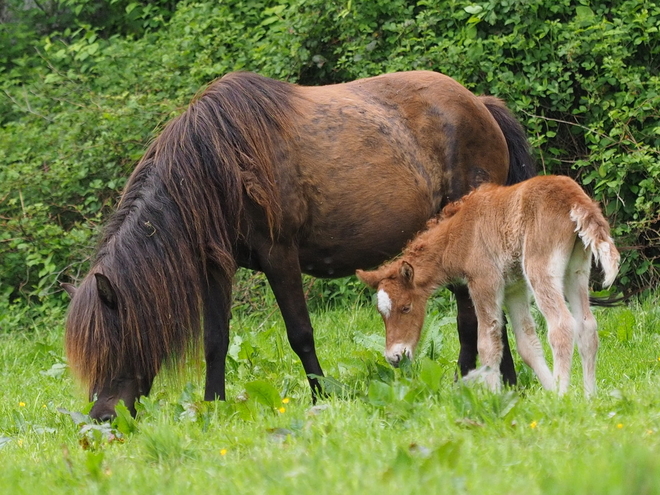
401 305 411 314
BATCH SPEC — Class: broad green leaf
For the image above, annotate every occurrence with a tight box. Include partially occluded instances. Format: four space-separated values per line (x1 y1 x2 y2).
244 380 280 409
368 380 394 407
113 401 138 435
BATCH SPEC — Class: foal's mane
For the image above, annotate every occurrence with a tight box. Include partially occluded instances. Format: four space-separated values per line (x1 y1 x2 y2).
66 72 297 389
437 184 498 222
403 185 493 263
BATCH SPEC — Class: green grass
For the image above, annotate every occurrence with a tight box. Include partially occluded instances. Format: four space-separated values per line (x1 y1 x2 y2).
2 295 660 494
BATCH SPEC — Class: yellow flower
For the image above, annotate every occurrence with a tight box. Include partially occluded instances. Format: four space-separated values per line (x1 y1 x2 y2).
617 423 624 429
530 421 538 429
278 407 286 414
18 402 25 407
282 398 290 404
220 449 228 456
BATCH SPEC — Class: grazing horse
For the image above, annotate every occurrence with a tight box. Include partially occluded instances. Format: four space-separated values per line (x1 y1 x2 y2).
63 70 535 420
357 175 620 396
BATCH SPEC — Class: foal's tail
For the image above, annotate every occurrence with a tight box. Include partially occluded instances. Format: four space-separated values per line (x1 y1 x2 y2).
479 96 536 185
570 202 621 288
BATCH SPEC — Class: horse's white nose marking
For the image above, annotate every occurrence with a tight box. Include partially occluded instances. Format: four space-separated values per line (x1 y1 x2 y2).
377 289 392 319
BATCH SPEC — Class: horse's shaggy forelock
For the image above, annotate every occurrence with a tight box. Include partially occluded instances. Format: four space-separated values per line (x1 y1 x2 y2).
65 72 295 391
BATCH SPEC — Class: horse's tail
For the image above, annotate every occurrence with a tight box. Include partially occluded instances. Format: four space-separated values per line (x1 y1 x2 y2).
479 96 536 185
570 202 621 288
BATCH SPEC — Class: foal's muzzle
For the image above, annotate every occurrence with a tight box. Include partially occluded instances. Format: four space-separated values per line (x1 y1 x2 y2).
385 344 413 367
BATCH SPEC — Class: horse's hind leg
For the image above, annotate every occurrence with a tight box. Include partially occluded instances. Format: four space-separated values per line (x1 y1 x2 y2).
565 244 598 396
453 285 517 386
257 245 324 400
203 270 232 401
504 283 554 390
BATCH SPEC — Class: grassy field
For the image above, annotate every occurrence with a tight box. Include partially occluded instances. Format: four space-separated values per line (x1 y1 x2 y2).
1 293 660 494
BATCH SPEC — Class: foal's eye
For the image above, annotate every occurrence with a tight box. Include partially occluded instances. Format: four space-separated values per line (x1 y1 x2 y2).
401 305 411 314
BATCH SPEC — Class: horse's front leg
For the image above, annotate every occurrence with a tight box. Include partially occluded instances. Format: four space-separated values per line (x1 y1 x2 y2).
256 244 325 401
202 271 232 401
452 285 517 386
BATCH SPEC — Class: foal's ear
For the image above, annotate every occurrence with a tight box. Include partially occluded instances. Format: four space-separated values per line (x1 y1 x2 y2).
399 261 415 287
94 273 119 310
356 269 381 289
61 283 77 298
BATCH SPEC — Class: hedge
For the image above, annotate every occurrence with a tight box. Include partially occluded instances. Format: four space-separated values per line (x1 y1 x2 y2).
1 0 658 310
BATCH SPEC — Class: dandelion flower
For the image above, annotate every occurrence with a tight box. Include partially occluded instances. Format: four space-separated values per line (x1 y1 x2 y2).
282 398 290 404
617 423 624 429
278 407 286 414
530 421 538 429
220 449 228 456
18 402 25 407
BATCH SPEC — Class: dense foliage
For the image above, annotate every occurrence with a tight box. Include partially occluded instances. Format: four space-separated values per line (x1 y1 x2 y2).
1 0 659 314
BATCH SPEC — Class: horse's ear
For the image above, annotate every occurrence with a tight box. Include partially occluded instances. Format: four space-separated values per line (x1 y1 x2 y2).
61 283 77 298
400 261 415 287
94 273 118 310
356 269 381 289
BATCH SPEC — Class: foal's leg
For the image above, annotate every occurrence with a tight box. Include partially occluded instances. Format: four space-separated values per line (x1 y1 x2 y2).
256 244 325 400
504 283 554 390
527 265 576 395
469 279 506 392
452 285 517 386
564 245 599 396
203 271 232 401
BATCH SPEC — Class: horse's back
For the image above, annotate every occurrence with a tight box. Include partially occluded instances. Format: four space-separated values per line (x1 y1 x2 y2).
293 71 509 193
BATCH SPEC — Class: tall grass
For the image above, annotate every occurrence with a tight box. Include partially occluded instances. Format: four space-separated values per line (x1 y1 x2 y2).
1 294 660 494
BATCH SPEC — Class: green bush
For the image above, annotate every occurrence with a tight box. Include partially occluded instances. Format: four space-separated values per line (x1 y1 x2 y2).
1 0 658 312
288 0 660 286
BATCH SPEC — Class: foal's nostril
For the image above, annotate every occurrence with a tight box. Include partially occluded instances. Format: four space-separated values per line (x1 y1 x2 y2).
387 353 402 368
386 342 414 368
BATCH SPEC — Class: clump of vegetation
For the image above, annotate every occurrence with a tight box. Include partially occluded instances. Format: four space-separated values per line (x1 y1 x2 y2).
1 0 658 312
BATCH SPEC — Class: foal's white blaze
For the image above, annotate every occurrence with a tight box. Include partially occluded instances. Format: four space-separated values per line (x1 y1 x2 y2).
377 289 392 319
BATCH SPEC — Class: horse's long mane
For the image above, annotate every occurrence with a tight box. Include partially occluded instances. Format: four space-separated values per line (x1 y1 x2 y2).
66 72 295 390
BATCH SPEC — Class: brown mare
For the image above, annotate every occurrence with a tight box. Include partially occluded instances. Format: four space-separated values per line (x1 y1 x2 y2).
357 175 619 396
63 70 535 420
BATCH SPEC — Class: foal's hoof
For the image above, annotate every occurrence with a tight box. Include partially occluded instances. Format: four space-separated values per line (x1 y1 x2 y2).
463 366 501 392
